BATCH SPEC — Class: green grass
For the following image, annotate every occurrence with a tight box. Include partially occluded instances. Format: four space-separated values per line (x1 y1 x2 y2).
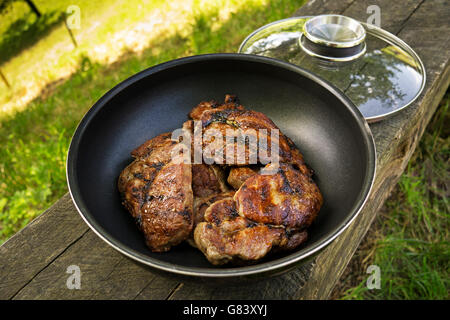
339 95 450 300
0 0 304 243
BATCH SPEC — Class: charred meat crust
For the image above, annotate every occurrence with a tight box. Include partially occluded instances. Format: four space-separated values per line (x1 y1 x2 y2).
192 164 229 198
194 198 309 265
227 166 259 190
234 163 323 229
118 132 193 252
189 97 312 172
193 191 236 226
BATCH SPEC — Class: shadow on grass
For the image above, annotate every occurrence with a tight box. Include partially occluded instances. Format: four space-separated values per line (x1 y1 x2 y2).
0 10 64 66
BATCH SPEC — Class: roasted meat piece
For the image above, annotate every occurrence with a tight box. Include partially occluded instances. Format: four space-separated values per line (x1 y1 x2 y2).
234 163 323 229
188 94 245 120
193 191 235 226
194 198 307 265
227 166 259 190
192 164 229 198
187 191 235 248
189 96 310 174
118 132 193 252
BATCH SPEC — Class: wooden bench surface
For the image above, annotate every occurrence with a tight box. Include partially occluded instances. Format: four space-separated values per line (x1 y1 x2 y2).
1 0 449 300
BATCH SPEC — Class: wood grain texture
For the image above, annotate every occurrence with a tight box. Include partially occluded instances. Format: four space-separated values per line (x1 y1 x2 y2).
11 230 180 300
0 194 89 299
293 0 356 16
168 262 314 300
0 0 448 300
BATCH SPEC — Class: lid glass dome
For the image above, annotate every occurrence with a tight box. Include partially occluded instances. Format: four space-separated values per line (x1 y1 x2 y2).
239 16 426 122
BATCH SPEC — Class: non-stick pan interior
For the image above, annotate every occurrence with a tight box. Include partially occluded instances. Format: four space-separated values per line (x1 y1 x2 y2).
68 54 374 275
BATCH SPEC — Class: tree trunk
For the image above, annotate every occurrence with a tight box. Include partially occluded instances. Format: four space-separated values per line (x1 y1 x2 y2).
25 0 41 18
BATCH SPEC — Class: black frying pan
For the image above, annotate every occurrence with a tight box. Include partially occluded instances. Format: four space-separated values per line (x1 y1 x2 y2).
66 54 376 280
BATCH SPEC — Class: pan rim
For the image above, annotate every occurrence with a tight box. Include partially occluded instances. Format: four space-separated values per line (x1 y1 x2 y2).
66 53 376 278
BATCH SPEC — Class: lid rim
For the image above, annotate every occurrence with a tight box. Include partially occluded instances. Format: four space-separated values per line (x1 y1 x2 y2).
238 16 426 123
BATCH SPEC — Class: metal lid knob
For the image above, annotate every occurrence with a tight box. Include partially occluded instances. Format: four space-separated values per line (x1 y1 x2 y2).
300 15 366 62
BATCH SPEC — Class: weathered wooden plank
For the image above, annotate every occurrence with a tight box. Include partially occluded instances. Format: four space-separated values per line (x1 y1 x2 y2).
342 0 424 33
169 263 314 300
12 230 178 299
0 194 89 299
134 276 180 300
293 0 356 16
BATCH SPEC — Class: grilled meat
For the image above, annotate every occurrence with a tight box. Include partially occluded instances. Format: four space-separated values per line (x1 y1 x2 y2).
192 164 229 198
187 191 235 248
118 132 193 252
189 96 310 174
119 94 322 264
194 198 308 265
234 163 323 229
227 166 259 190
193 191 235 226
188 94 245 120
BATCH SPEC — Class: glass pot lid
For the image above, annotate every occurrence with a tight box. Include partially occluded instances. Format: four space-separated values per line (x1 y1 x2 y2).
238 15 426 122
